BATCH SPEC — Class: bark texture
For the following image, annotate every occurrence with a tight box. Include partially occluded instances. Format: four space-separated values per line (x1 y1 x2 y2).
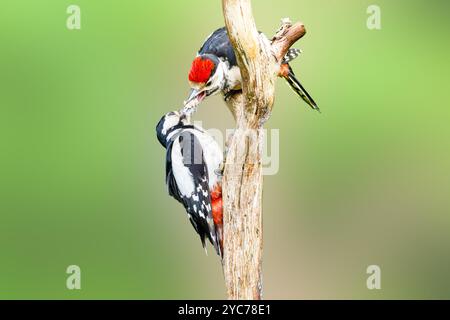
221 0 306 300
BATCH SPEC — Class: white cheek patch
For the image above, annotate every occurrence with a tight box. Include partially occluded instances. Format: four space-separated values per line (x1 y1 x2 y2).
162 115 180 135
203 62 225 92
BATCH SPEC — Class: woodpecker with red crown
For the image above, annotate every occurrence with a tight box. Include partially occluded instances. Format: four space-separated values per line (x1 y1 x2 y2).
156 111 224 257
183 27 319 114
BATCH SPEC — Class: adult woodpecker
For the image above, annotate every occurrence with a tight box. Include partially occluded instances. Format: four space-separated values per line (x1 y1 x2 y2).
183 27 319 114
156 111 223 257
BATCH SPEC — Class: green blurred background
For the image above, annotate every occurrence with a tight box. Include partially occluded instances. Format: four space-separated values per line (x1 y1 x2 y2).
1 0 449 299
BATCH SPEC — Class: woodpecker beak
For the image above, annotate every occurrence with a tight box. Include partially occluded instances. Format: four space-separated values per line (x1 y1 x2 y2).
185 89 207 105
183 89 206 115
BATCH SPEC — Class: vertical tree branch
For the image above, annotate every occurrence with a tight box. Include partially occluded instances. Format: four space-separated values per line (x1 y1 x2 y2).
221 0 307 300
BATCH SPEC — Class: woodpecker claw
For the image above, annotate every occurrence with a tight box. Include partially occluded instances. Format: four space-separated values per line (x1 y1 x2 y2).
214 162 225 177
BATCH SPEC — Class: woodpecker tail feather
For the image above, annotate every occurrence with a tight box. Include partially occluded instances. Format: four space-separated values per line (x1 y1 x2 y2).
284 66 320 112
209 231 222 258
215 225 223 258
200 234 208 255
283 48 302 64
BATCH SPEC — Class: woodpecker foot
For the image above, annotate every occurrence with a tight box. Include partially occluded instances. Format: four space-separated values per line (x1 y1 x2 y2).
214 161 225 177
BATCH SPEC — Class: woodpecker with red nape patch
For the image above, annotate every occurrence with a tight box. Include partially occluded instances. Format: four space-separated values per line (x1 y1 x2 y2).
183 27 319 114
156 111 223 257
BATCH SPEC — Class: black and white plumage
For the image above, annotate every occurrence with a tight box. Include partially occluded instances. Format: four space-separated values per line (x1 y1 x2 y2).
183 27 319 114
283 48 302 64
198 27 238 67
156 111 223 256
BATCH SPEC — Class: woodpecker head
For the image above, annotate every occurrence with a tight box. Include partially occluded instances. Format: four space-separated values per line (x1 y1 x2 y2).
183 54 225 114
156 111 189 148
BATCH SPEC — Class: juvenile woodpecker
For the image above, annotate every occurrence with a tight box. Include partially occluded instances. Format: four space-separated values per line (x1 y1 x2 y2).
183 27 319 114
156 111 223 256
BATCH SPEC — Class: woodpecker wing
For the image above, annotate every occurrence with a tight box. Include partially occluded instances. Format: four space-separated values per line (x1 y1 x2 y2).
166 131 221 256
198 27 237 66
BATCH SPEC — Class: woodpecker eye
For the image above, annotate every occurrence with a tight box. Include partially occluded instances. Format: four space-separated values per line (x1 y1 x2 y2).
206 79 212 87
